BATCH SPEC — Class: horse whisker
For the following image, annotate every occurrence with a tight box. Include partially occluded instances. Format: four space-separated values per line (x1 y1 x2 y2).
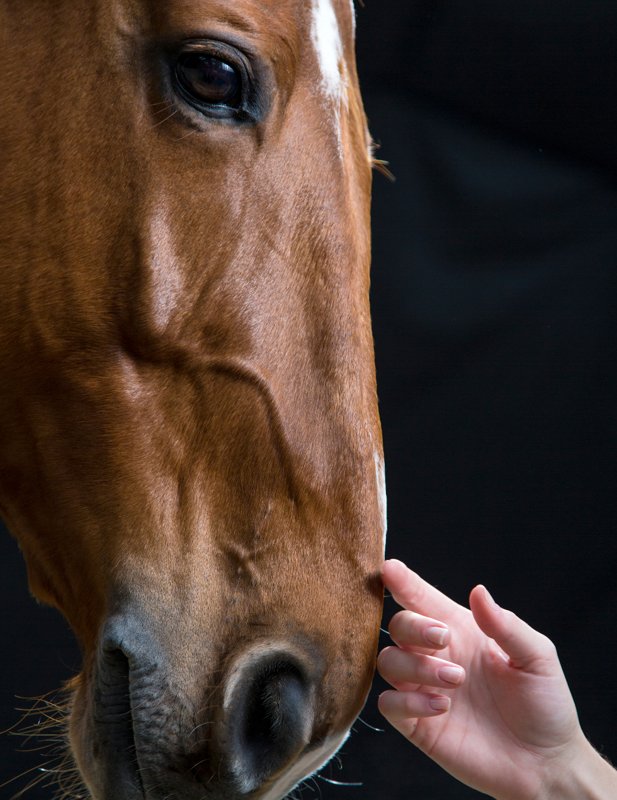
3 687 89 800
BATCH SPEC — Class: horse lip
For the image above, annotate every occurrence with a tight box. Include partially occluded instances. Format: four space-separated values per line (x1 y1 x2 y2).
91 717 146 800
92 642 146 800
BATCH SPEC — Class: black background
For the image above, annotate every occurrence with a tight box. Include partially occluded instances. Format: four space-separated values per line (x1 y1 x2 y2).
2 2 616 798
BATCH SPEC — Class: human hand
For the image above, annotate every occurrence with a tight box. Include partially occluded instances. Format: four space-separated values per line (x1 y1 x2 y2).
377 559 603 800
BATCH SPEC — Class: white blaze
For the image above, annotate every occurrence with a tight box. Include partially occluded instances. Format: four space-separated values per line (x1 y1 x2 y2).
375 452 388 552
311 0 344 100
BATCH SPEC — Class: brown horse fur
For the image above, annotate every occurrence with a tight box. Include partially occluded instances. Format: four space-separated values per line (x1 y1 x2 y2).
0 1 384 798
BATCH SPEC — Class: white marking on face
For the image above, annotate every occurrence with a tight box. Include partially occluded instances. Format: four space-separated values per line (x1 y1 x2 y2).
375 452 388 552
311 0 349 159
311 0 344 100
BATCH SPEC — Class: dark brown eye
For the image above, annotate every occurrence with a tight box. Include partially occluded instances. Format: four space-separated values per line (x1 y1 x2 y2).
175 52 242 110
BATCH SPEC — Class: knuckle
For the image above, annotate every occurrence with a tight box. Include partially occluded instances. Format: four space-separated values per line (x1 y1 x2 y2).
406 719 419 740
404 693 419 715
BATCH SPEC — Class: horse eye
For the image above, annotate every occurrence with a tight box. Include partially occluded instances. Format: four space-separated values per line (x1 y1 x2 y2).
175 52 242 110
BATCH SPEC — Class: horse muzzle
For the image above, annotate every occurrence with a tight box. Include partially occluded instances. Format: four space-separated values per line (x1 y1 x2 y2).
79 612 338 800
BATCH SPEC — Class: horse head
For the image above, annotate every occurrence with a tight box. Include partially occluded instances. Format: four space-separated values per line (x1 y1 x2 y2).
0 1 385 797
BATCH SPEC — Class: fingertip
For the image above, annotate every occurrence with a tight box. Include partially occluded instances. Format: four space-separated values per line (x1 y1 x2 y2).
470 585 500 615
382 558 407 576
479 585 499 607
375 645 395 676
382 559 410 592
469 589 545 666
377 689 395 714
469 584 504 640
382 558 418 587
470 583 489 601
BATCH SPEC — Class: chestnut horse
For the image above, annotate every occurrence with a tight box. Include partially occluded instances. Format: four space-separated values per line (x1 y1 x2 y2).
0 1 386 798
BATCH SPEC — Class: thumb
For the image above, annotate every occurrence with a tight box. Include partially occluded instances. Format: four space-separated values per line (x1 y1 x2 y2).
469 586 557 671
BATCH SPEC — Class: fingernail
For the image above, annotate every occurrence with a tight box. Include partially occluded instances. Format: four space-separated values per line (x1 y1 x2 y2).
429 695 451 712
438 665 465 685
426 626 449 646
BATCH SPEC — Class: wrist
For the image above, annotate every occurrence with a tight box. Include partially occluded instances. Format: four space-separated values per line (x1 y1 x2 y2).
534 736 617 800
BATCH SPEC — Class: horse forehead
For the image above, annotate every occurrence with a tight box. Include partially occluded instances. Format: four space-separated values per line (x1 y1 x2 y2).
311 0 347 98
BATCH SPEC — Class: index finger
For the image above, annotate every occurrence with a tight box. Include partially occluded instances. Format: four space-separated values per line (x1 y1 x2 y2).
382 560 463 623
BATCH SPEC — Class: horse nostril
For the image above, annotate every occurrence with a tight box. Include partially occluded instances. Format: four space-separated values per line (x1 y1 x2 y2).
245 665 305 749
226 656 314 793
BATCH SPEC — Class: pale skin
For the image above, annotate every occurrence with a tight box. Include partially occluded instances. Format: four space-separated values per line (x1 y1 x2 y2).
377 559 617 800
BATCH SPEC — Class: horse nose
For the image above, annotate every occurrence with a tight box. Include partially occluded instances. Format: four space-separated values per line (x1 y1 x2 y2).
92 619 318 799
221 649 315 793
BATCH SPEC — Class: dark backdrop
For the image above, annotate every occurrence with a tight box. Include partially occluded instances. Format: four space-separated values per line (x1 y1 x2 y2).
2 2 616 798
